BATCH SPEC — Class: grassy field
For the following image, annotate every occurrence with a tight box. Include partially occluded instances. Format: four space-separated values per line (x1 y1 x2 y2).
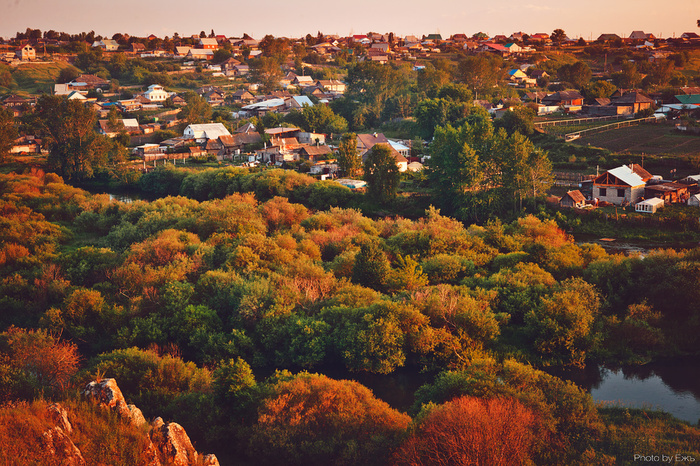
7 60 80 95
576 122 700 157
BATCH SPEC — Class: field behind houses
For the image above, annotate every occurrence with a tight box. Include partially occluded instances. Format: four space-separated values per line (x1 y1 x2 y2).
576 122 700 157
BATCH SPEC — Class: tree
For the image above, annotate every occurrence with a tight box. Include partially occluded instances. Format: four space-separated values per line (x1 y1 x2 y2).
428 124 481 212
363 143 400 203
394 396 539 466
557 62 592 89
249 373 410 466
352 240 390 291
32 95 109 180
0 107 17 163
337 132 361 177
525 278 600 367
612 61 641 89
457 55 503 96
496 106 536 136
551 29 566 45
178 91 212 126
250 56 283 94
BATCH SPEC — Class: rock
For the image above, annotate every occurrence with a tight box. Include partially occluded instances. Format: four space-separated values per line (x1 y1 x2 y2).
202 454 220 466
127 404 147 428
152 417 164 429
150 422 198 466
41 426 85 466
143 439 163 466
81 378 130 419
47 403 72 434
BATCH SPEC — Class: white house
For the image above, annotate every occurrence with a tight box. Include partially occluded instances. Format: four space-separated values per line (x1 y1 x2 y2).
183 123 231 143
144 84 169 102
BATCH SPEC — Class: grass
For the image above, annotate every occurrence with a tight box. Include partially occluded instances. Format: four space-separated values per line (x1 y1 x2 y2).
576 122 700 158
597 406 700 464
9 61 81 95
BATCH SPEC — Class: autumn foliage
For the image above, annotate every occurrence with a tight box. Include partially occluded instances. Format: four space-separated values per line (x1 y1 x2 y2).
394 396 539 466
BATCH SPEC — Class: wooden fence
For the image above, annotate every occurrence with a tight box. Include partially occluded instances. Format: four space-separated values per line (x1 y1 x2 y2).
534 114 628 128
563 116 659 141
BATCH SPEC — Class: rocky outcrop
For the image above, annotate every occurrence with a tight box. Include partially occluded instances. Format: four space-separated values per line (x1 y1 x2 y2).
47 403 73 434
81 378 131 420
41 426 85 466
81 378 218 466
150 421 198 466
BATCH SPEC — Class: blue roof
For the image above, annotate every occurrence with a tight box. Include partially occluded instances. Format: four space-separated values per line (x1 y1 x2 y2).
293 96 314 107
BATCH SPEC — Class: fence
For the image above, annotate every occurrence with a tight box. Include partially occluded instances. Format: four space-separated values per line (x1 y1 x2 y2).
534 114 628 128
553 171 596 187
563 116 659 141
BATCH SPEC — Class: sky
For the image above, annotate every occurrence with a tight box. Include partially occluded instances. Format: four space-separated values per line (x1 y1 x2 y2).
2 0 698 41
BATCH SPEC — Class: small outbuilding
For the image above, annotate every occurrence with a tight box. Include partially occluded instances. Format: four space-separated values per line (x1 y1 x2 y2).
635 197 664 213
560 190 586 208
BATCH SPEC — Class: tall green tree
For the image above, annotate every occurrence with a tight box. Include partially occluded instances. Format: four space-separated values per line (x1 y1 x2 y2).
32 95 109 180
363 143 400 204
0 107 18 163
179 91 212 126
457 55 503 97
551 28 566 45
337 132 360 177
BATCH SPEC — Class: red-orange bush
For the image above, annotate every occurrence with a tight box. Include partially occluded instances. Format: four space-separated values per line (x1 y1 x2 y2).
394 396 539 466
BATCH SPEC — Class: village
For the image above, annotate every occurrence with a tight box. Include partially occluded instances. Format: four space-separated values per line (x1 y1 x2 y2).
3 27 700 215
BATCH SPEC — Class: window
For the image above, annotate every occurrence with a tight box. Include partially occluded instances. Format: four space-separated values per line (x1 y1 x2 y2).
599 188 606 197
617 188 626 198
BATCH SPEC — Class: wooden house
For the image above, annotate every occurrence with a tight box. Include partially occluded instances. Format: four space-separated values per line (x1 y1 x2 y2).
644 182 689 204
560 190 586 208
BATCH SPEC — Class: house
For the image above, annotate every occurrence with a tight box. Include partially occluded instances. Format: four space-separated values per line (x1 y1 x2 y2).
508 69 528 81
10 135 42 154
636 197 664 213
299 144 332 161
529 70 549 80
285 95 314 109
187 49 214 60
592 164 651 205
175 46 191 57
92 39 119 51
629 31 648 41
597 34 621 42
297 132 326 145
644 182 689 204
504 43 522 54
560 190 587 208
231 89 255 102
72 74 110 90
292 76 314 87
183 123 231 143
131 43 145 53
542 90 584 107
204 90 225 106
612 92 654 114
357 132 390 155
199 38 219 50
16 44 35 61
316 79 346 93
143 84 169 102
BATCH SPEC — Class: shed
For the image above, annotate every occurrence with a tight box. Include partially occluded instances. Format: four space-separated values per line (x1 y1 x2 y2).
688 194 700 207
560 190 586 208
635 197 664 213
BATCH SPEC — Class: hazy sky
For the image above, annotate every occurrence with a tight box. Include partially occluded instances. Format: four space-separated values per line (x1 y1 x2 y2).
2 0 698 40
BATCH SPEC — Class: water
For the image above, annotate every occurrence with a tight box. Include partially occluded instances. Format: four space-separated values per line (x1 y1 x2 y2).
574 234 700 257
555 360 700 424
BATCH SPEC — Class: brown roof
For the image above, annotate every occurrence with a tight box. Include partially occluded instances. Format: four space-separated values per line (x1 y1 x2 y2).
73 74 109 86
612 92 654 105
300 145 332 157
564 190 586 204
592 98 611 106
679 87 700 95
361 143 407 164
630 163 652 181
542 90 583 104
357 132 389 152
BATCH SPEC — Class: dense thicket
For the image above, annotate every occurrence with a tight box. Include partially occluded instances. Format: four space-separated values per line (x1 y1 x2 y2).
2 170 700 462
